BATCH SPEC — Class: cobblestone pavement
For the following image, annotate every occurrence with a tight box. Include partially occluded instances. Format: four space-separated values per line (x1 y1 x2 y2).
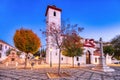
0 67 120 80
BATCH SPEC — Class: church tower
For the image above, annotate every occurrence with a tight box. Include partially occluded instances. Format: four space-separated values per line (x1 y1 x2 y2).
45 5 62 64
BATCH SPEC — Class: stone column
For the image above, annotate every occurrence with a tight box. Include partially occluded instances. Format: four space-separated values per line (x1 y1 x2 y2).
98 38 106 67
93 38 115 72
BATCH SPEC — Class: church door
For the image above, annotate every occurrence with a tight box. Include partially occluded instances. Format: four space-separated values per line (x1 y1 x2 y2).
86 51 91 64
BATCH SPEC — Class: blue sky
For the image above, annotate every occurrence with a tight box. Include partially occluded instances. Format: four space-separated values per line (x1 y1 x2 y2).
0 0 120 47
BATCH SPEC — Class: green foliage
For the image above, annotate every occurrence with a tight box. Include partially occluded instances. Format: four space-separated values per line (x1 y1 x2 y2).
41 20 84 73
62 33 83 57
103 45 114 56
33 48 46 57
62 32 83 67
40 48 46 57
14 28 41 54
114 50 120 60
111 35 120 60
33 50 40 57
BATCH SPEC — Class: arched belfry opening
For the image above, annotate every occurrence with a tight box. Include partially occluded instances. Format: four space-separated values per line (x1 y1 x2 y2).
53 11 56 16
86 50 91 64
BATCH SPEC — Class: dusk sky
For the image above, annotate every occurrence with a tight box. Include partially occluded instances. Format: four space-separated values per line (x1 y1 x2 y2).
0 0 120 47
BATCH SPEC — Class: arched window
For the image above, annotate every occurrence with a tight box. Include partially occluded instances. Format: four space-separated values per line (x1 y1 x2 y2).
53 11 56 16
76 57 79 61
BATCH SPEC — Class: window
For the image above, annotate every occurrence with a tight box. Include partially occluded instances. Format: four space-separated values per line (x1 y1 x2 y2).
53 11 56 16
61 57 63 60
5 46 7 49
76 57 79 61
95 58 97 63
0 44 2 50
0 53 1 58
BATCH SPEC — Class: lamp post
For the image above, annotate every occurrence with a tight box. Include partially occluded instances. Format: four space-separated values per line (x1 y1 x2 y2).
50 47 52 67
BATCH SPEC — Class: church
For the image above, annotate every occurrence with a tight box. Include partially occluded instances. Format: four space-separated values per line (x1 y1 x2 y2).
45 5 112 66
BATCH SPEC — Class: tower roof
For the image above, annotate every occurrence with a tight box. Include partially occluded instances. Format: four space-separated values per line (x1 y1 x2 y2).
45 5 62 16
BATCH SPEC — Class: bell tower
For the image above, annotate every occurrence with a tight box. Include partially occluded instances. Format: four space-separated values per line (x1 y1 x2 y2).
45 5 62 64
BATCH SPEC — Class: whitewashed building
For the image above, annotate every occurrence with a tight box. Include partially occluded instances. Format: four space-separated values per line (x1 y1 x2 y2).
45 5 112 66
0 40 16 61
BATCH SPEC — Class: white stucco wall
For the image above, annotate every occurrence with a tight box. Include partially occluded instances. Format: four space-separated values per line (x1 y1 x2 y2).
46 6 61 64
106 54 112 64
0 42 13 61
45 6 113 66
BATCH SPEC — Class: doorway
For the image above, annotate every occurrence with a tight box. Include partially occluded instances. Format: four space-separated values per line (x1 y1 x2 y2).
86 51 91 64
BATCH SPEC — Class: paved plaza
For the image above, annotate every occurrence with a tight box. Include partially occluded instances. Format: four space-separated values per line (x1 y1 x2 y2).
0 66 120 80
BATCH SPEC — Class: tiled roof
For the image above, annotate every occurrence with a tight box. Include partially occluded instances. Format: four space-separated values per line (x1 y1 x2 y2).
45 5 62 16
94 50 101 56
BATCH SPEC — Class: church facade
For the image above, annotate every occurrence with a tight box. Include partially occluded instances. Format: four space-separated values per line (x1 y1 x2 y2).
45 5 112 66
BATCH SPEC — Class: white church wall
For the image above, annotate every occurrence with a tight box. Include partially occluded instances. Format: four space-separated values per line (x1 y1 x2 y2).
61 55 69 64
45 5 113 66
80 54 86 64
47 8 61 28
66 57 72 64
83 47 96 64
74 56 86 66
46 6 62 64
106 54 112 64
93 56 100 64
51 48 59 64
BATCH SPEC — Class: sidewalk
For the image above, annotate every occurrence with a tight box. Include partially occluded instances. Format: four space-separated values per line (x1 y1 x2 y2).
0 63 120 80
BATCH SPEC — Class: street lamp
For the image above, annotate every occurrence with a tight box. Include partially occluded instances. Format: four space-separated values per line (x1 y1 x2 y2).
50 47 52 67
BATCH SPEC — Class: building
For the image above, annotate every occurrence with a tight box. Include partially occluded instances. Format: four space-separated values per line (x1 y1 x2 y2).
45 5 62 64
45 5 112 66
0 40 16 61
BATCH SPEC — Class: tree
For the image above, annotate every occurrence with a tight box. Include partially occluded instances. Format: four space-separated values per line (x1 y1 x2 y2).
41 21 83 74
14 28 41 68
111 35 120 60
103 45 114 57
62 32 83 67
33 50 40 57
40 48 46 57
33 48 46 57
